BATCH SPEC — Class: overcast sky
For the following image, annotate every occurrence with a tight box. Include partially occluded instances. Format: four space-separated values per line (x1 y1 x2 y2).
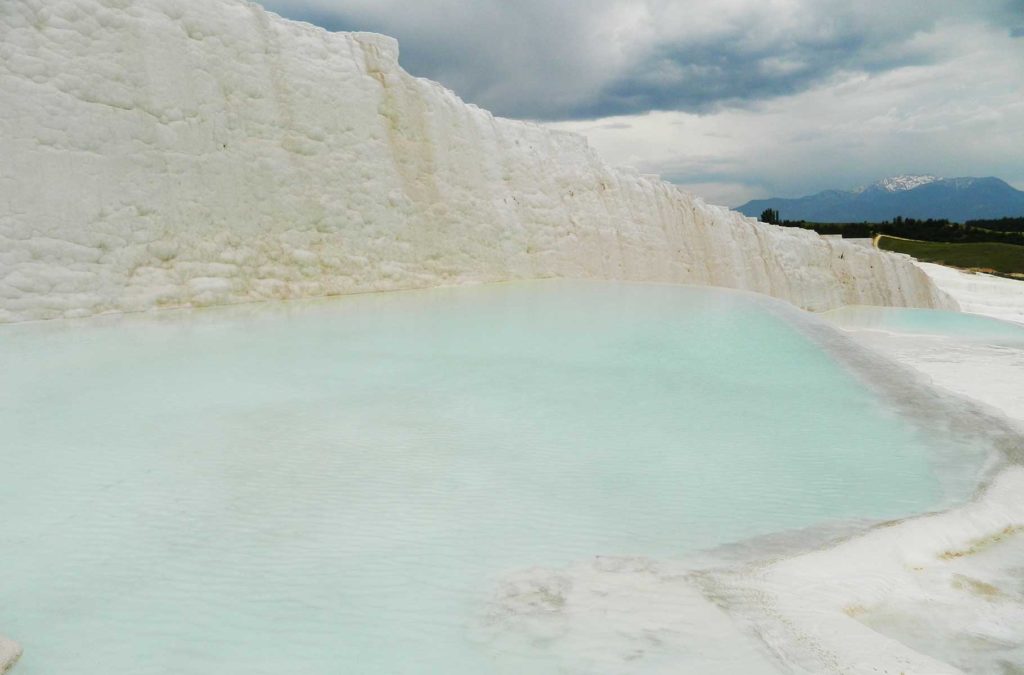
261 0 1024 206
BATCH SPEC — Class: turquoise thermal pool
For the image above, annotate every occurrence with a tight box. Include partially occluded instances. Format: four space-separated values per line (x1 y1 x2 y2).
0 282 993 674
823 304 1024 345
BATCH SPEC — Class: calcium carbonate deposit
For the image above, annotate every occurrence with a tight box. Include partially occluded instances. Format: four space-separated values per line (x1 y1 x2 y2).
0 0 954 323
4 2 1023 674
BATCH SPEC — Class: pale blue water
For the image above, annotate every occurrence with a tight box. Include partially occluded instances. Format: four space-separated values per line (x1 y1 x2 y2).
0 282 989 674
823 305 1024 345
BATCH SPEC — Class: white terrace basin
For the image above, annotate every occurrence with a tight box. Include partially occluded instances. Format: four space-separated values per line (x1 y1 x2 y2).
0 281 997 674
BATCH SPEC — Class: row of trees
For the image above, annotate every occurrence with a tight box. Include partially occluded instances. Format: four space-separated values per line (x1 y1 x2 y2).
759 208 781 225
964 217 1024 233
758 211 1024 246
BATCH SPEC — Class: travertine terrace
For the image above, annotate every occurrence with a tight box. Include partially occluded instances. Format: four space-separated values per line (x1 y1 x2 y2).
0 0 954 322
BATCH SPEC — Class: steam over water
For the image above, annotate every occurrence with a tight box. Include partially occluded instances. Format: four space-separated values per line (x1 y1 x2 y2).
0 282 993 673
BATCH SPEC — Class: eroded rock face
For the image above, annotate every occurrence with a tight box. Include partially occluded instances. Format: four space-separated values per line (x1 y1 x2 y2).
0 0 954 322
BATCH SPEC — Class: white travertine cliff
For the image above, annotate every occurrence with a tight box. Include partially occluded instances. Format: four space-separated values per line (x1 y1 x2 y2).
0 0 955 322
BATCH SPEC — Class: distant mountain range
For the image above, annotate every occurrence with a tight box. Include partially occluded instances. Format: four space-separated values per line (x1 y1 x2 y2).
737 176 1024 223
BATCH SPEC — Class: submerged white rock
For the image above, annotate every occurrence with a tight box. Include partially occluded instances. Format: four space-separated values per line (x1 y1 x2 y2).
484 302 1024 674
0 0 953 322
0 636 20 674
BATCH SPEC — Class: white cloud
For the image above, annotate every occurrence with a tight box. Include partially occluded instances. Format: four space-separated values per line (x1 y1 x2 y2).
546 19 1024 206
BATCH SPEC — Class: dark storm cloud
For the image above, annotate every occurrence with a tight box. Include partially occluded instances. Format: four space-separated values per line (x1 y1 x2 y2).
566 34 929 118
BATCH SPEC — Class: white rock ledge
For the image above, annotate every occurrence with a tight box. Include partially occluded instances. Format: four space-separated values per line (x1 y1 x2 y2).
0 0 955 323
918 262 1024 325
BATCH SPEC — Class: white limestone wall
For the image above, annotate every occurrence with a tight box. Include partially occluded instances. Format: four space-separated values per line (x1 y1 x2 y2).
0 0 954 322
917 263 1024 325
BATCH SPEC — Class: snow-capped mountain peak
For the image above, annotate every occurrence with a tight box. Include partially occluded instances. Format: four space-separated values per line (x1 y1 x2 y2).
738 175 1024 222
869 175 941 192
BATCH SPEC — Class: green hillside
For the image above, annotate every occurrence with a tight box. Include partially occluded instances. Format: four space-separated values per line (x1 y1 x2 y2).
877 236 1024 277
